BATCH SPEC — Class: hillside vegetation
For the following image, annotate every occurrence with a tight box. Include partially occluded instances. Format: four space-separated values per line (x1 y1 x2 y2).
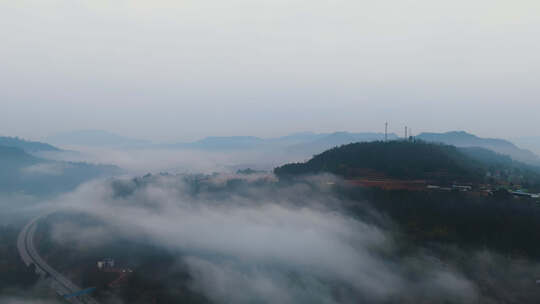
275 141 483 181
275 140 540 187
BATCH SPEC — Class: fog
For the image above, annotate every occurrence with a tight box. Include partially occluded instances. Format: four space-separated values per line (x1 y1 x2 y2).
36 146 301 175
33 173 481 303
2 0 540 302
1 0 540 141
4 167 540 303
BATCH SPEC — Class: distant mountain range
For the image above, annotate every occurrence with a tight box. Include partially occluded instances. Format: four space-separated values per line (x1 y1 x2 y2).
165 132 399 153
44 130 396 151
511 136 540 155
167 131 540 167
46 130 150 148
35 129 540 167
416 131 540 166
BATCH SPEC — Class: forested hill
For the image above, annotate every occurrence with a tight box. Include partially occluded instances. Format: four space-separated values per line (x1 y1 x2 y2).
276 140 537 183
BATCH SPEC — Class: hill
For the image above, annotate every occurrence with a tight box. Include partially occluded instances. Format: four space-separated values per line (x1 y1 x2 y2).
417 131 540 165
0 145 121 195
275 141 484 182
275 140 540 187
0 136 59 153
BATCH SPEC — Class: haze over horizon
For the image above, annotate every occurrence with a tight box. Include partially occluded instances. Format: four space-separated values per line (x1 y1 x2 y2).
1 0 539 142
4 2 540 303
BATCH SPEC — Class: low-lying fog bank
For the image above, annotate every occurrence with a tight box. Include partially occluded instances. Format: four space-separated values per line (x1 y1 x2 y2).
36 146 308 175
16 172 536 304
6 173 540 303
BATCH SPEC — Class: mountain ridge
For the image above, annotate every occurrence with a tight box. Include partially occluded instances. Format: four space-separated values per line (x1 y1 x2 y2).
0 144 121 195
0 136 60 153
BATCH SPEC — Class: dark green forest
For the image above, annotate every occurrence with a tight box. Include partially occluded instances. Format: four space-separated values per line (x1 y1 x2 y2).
275 140 540 190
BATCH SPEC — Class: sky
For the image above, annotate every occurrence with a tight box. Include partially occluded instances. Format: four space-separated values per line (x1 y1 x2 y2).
1 0 539 142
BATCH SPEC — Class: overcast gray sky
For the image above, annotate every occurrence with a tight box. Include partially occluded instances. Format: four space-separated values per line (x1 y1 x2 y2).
1 0 539 142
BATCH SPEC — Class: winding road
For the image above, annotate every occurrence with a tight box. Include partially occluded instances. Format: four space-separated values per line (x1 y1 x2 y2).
17 215 100 304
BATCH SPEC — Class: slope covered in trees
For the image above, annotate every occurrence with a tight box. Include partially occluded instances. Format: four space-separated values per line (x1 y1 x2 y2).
275 141 486 181
275 140 540 187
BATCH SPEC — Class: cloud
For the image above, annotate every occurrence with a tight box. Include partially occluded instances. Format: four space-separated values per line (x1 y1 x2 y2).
49 221 116 250
45 173 482 303
41 146 304 175
21 163 72 176
0 193 45 225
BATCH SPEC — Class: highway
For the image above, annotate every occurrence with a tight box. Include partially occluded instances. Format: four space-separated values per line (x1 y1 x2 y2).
17 215 100 304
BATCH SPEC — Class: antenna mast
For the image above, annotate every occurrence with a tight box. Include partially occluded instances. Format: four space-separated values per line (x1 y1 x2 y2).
405 126 408 139
385 122 388 142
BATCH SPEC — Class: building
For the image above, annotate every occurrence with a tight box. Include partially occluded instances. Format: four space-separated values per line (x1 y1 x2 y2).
97 258 115 270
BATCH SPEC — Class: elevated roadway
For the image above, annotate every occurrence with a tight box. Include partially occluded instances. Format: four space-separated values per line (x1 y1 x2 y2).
17 215 100 304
